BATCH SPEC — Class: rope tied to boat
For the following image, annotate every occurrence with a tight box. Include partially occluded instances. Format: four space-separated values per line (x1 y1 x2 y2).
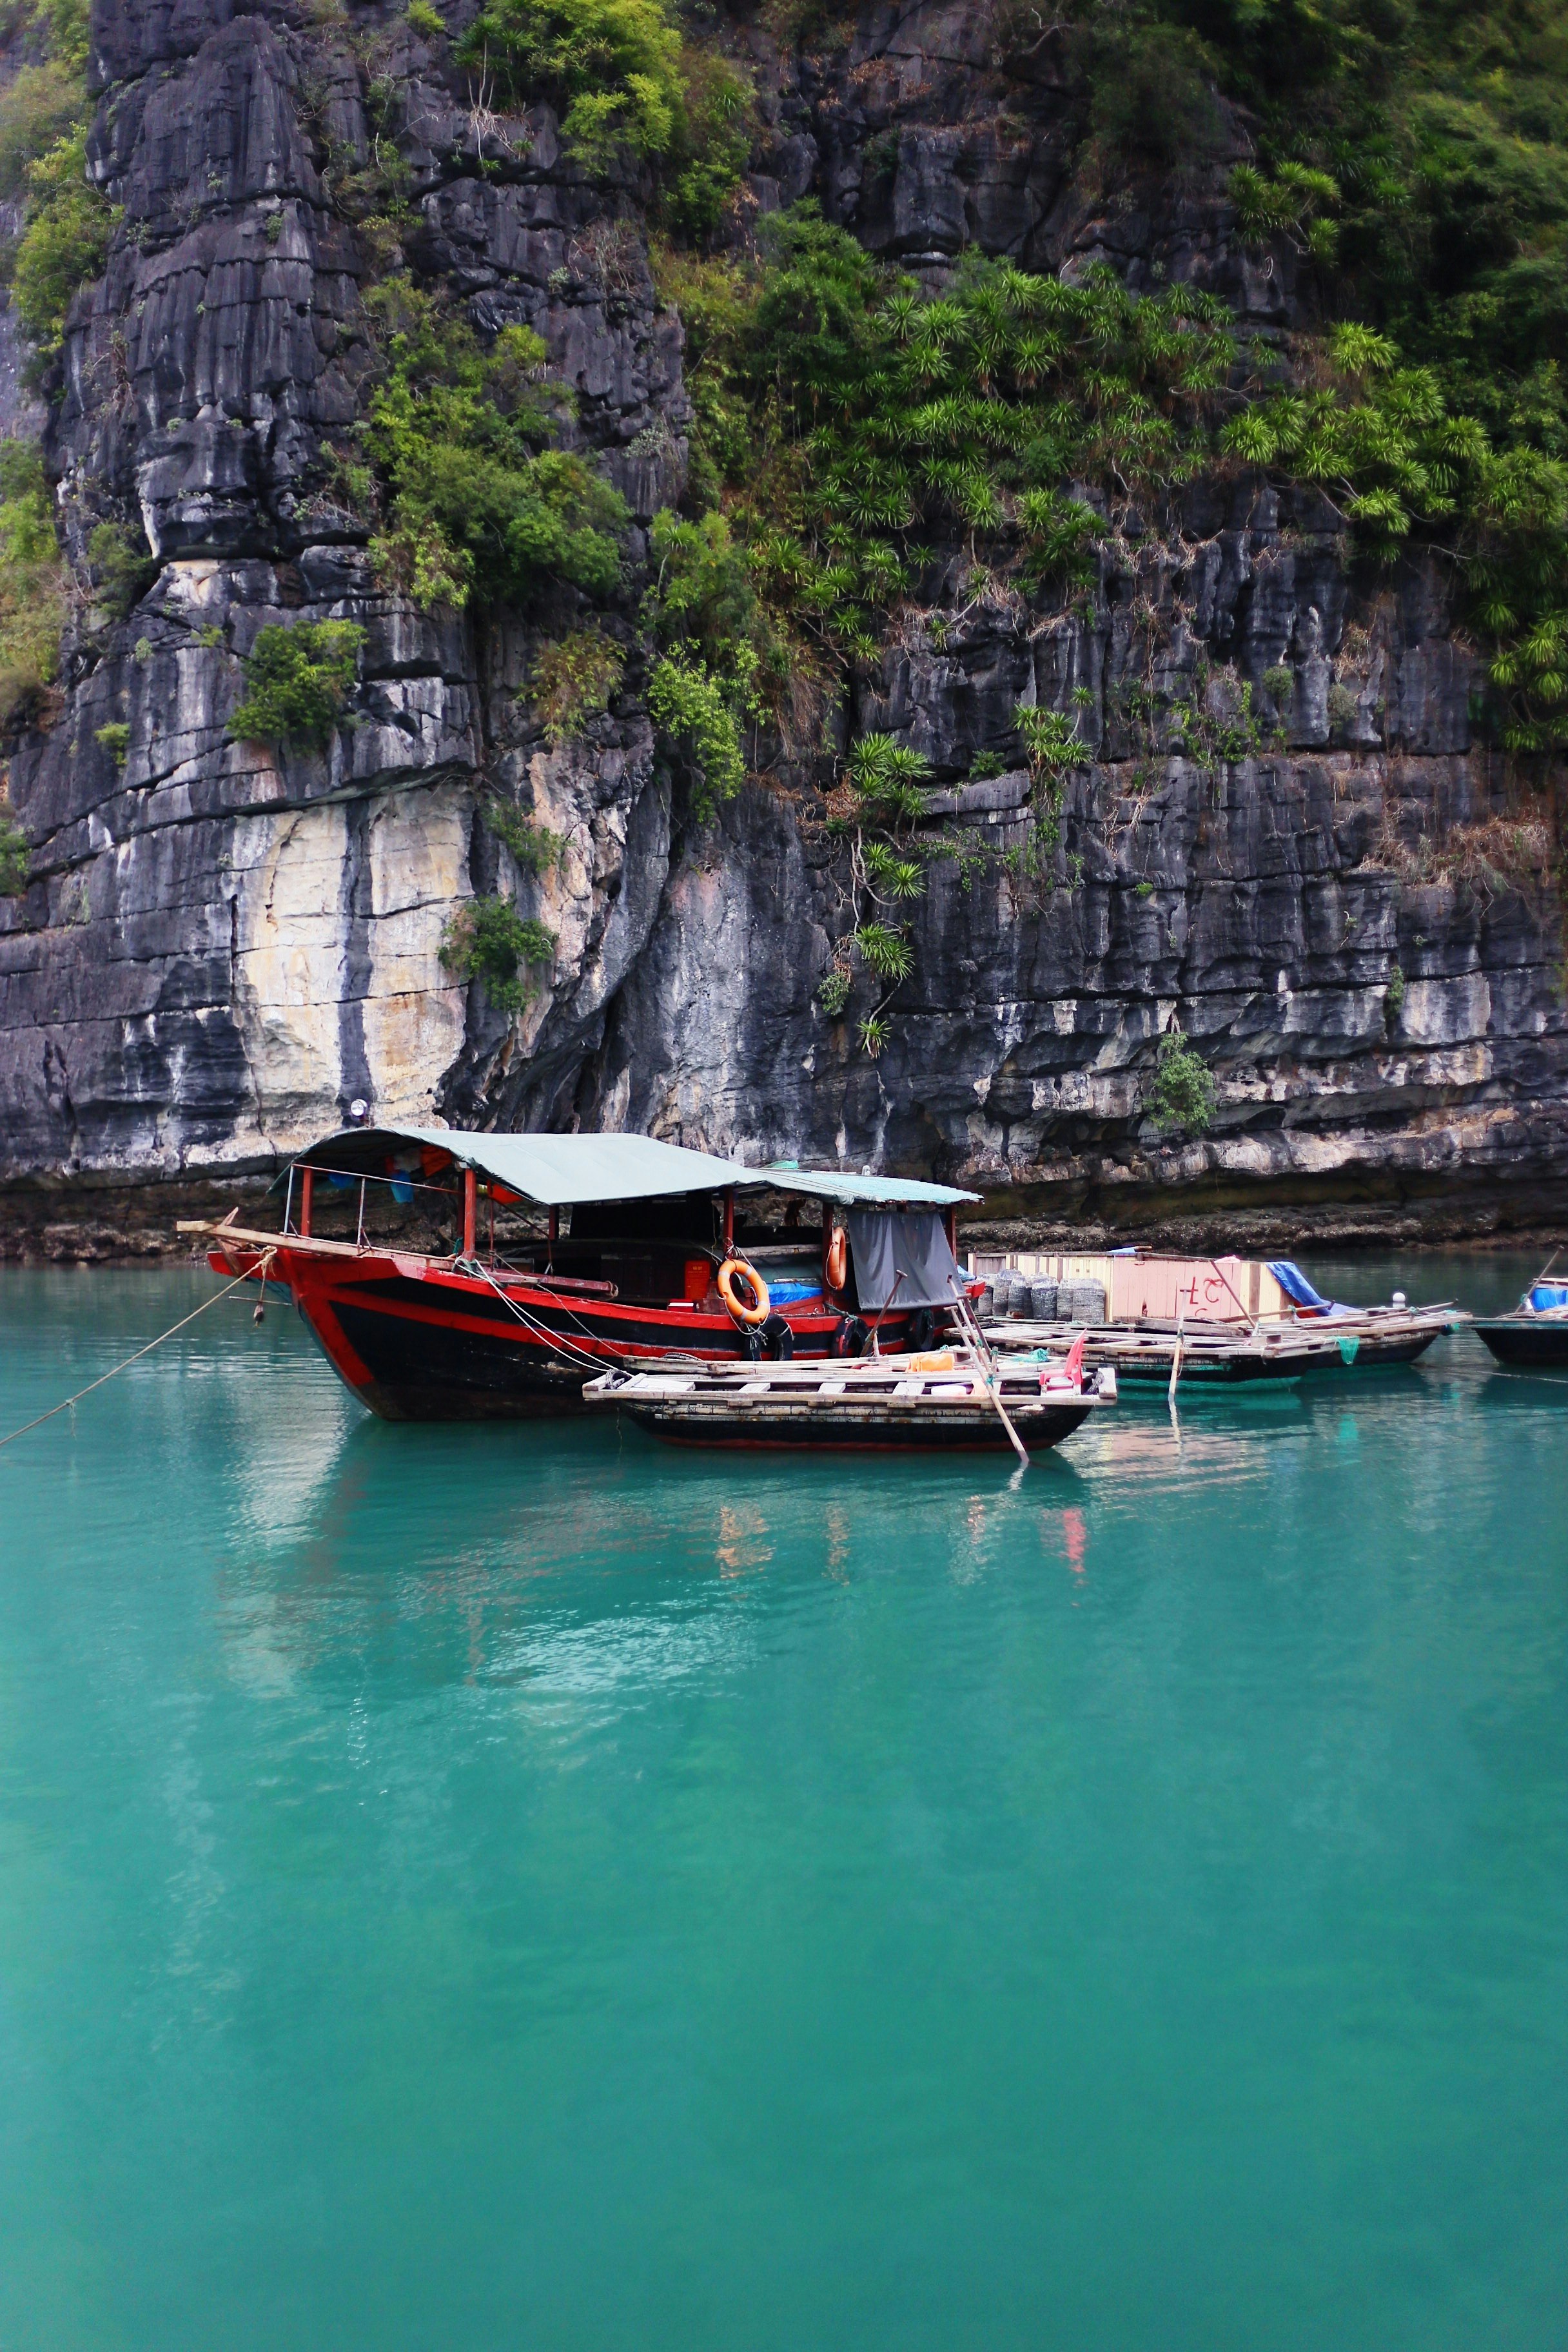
452 1256 622 1377
0 1253 276 1455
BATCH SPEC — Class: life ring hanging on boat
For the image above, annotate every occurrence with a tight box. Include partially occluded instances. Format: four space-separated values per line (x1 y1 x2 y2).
717 1257 771 1327
824 1226 848 1293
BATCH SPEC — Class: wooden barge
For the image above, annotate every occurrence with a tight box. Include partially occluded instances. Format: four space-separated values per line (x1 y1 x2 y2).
978 1300 1464 1383
587 1348 1107 1453
971 1248 1467 1375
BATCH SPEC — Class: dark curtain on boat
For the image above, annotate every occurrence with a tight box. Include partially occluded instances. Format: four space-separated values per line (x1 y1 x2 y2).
845 1211 961 1310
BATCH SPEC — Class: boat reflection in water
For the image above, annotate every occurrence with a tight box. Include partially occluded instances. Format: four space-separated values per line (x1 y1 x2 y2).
197 1126 979 1423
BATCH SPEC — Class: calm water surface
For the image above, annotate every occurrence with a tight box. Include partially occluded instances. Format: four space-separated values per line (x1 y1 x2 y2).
1 1253 1565 2351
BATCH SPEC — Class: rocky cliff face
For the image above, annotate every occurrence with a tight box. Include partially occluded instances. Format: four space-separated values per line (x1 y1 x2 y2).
0 0 1563 1250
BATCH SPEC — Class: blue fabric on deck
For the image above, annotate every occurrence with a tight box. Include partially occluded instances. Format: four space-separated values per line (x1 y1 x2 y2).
768 1280 823 1305
1529 1283 1568 1311
1269 1261 1331 1310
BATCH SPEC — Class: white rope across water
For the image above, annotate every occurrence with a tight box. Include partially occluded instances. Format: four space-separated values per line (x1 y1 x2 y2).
0 1255 275 1455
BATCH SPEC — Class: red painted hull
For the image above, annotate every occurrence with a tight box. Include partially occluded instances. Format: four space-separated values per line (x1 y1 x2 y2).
212 1242 914 1420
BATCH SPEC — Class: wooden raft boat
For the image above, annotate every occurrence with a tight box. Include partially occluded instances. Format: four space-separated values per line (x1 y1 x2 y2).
585 1349 1110 1452
973 1251 1466 1370
979 1302 1462 1382
979 1318 1332 1383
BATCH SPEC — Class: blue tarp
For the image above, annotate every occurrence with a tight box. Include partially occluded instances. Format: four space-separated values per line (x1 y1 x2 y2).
1269 1261 1331 1309
1268 1261 1359 1318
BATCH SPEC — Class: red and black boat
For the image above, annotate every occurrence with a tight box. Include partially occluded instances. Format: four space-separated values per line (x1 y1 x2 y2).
202 1124 979 1422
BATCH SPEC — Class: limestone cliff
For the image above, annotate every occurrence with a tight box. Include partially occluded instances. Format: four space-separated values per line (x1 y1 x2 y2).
0 0 1563 1251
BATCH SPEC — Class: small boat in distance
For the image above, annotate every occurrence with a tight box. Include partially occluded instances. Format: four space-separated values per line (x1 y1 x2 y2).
191 1125 979 1422
1473 1272 1568 1370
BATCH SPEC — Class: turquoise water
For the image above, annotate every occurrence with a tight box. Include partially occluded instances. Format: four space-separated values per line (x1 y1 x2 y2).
1 1255 1565 2351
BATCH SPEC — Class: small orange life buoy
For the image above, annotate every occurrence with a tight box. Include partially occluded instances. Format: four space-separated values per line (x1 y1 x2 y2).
824 1227 848 1292
717 1257 771 1326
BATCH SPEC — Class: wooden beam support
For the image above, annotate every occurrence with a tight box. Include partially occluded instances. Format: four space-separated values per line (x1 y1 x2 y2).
462 1166 477 1260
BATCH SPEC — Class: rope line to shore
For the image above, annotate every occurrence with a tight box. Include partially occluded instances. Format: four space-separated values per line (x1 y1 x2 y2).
0 1257 274 1455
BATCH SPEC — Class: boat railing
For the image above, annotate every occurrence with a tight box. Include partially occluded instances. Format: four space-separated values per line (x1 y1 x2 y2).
281 1159 461 1248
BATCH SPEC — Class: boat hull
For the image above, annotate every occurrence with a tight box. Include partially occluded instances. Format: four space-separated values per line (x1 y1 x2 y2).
1474 1318 1568 1369
618 1398 1095 1451
984 1324 1309 1382
244 1249 890 1420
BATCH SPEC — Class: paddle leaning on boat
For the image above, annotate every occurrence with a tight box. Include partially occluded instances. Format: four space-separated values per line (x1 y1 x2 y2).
195 1126 986 1423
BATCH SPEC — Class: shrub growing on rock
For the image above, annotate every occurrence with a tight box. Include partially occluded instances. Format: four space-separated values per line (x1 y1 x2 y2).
528 627 624 743
361 296 627 613
227 622 366 748
87 520 157 620
10 130 118 355
0 795 28 893
456 0 685 164
439 896 556 1011
1150 1030 1217 1136
647 650 747 817
0 61 86 199
484 799 562 874
0 440 65 725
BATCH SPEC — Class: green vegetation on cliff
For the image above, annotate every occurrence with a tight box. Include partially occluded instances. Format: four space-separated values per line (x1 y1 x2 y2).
0 0 116 356
358 288 629 611
1074 0 1568 749
228 622 367 749
0 442 64 729
439 896 556 1010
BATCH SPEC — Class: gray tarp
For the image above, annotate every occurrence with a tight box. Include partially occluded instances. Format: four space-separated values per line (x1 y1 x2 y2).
845 1210 963 1311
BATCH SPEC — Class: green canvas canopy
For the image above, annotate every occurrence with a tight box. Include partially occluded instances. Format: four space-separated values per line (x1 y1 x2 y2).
291 1128 977 1211
753 1164 978 1210
295 1126 750 1206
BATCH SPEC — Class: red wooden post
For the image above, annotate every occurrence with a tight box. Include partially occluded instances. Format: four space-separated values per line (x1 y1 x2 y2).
299 1166 314 1237
462 1167 477 1260
822 1199 832 1280
548 1207 559 1251
723 1188 734 1252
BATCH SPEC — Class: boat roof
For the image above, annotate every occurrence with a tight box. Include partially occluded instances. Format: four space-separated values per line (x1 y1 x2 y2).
291 1127 977 1210
754 1163 979 1209
296 1125 750 1206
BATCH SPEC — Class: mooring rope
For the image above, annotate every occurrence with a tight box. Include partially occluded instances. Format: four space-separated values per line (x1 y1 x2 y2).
0 1254 275 1454
454 1257 620 1377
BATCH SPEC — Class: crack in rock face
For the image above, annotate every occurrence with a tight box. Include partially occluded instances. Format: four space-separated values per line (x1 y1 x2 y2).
0 0 1563 1242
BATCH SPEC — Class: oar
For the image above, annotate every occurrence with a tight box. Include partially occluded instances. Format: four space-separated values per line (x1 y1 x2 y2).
948 1277 1030 1466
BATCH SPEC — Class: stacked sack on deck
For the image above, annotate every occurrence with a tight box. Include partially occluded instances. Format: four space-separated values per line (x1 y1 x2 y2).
986 1272 1107 1325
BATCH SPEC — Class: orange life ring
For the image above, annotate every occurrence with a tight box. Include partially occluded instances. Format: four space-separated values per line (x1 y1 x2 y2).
718 1257 770 1326
824 1228 848 1292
